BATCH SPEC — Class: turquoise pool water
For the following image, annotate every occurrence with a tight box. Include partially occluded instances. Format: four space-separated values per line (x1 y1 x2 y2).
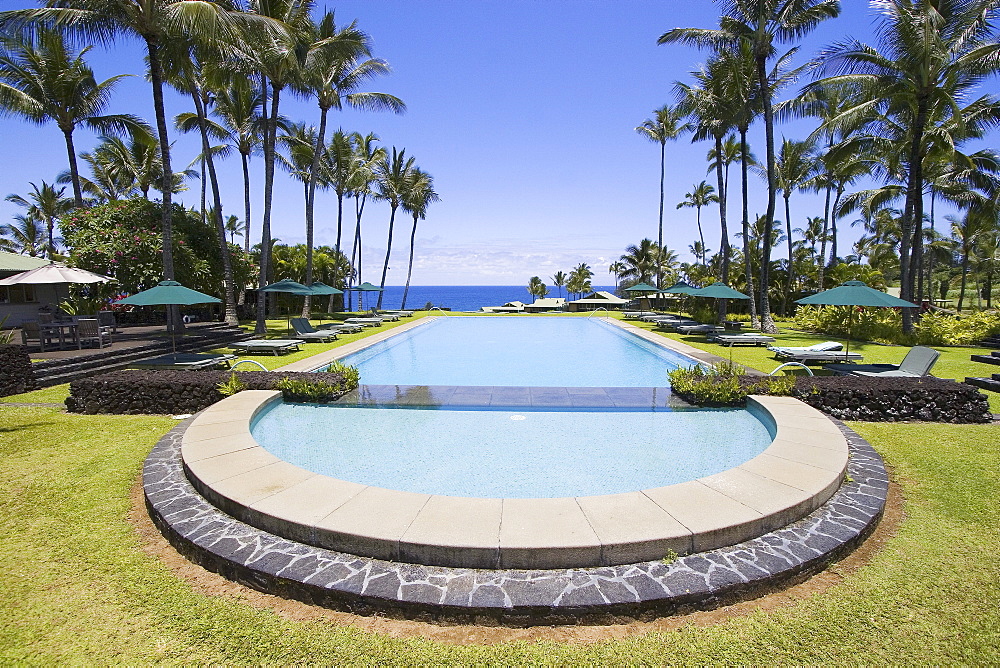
251 403 774 498
324 317 696 387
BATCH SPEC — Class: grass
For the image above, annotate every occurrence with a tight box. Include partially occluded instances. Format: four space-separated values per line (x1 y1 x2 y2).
0 311 997 660
0 383 70 405
0 406 996 662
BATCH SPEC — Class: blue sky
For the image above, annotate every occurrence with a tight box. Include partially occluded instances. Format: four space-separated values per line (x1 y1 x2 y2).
1 0 996 285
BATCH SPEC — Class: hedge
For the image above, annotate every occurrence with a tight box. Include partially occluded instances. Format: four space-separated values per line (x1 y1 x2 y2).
790 376 992 424
65 369 355 415
0 344 36 397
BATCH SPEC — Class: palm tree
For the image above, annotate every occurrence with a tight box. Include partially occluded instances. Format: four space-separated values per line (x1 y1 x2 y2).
300 11 404 308
325 129 355 256
550 270 567 298
794 215 826 265
661 0 841 334
527 276 548 301
373 147 415 309
949 209 989 312
567 263 593 299
1 0 272 286
224 215 245 246
769 137 818 311
5 181 72 259
814 0 1000 331
1 213 47 256
400 167 438 310
676 181 719 265
210 77 264 253
618 239 660 285
0 29 142 208
635 104 688 287
346 132 383 309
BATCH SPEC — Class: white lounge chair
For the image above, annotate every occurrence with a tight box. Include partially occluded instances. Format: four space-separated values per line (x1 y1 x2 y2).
769 341 844 357
824 346 940 377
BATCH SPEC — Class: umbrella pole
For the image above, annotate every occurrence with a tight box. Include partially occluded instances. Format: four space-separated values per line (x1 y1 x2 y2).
846 307 853 358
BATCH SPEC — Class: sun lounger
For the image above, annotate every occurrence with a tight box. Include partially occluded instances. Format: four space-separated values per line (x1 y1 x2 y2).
317 322 363 333
824 346 940 377
132 353 237 370
344 317 383 327
230 339 304 355
290 317 339 342
768 341 843 357
371 311 400 321
675 323 725 335
623 311 657 319
778 350 865 364
379 310 413 317
711 333 776 346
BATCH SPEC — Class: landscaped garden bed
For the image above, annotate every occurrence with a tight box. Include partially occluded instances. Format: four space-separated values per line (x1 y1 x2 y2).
65 368 358 415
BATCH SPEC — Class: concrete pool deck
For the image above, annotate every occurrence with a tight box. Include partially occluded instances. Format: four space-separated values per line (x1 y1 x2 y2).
178 392 848 570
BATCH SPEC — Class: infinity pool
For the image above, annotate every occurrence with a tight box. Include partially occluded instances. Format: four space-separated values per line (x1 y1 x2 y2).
324 316 696 386
251 403 775 498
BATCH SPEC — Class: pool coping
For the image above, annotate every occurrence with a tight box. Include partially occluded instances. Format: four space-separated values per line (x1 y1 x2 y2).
178 392 849 570
145 412 885 623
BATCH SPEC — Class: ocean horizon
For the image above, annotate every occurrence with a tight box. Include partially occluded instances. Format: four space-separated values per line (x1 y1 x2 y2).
346 285 617 312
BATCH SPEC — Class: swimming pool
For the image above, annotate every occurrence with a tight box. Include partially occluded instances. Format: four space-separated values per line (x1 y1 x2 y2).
251 403 775 498
322 316 696 387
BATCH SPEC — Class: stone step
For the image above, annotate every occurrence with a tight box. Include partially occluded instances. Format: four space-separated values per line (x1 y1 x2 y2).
971 354 1000 366
965 377 1000 393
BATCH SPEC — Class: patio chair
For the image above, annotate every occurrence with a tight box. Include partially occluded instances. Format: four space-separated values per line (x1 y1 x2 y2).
20 320 57 352
711 333 776 346
824 346 940 378
290 317 339 342
76 318 112 349
97 310 118 334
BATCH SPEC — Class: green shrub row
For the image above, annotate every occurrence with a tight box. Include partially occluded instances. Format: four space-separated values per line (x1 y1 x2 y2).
792 305 1000 346
667 362 795 407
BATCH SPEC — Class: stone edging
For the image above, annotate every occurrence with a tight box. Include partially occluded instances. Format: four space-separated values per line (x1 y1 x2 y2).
144 416 886 623
178 392 847 570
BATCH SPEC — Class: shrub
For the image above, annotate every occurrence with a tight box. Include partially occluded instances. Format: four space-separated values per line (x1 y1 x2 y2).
793 305 1000 347
668 362 795 407
915 310 1000 346
216 372 247 397
275 377 340 403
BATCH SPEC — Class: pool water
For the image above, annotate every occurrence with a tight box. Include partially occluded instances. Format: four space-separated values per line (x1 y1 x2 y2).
325 316 696 387
251 403 775 498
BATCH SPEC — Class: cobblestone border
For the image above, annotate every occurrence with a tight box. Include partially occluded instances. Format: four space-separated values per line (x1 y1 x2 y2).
144 419 886 623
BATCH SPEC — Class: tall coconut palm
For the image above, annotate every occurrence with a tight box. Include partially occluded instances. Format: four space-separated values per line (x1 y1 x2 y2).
948 209 989 312
5 181 73 259
0 213 47 256
0 29 142 208
346 132 383 309
607 262 625 294
768 137 818 311
210 77 264 253
618 239 661 285
814 0 1000 331
635 104 688 287
325 129 355 256
661 0 841 334
400 167 438 310
300 11 404 310
551 270 568 298
373 146 415 309
0 0 272 286
676 181 719 264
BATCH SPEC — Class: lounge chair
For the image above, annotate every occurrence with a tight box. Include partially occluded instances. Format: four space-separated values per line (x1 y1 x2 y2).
675 323 725 335
317 322 363 334
775 349 864 364
344 317 384 327
20 320 58 352
824 346 940 377
379 309 413 317
768 341 843 357
712 333 776 346
623 311 657 319
290 317 339 342
371 311 400 321
132 353 237 370
230 339 304 355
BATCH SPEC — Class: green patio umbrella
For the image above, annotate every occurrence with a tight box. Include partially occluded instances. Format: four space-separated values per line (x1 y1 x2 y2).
261 279 314 334
690 282 750 326
347 281 383 312
659 280 699 295
795 280 918 357
305 282 344 323
115 280 221 355
624 282 659 310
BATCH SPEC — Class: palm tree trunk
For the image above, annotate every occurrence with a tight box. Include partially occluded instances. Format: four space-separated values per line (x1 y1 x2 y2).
784 194 794 316
657 140 665 288
378 205 397 310
200 156 207 225
818 185 831 290
349 195 365 311
303 106 330 318
255 79 280 335
241 151 251 254
958 251 970 312
715 134 729 321
695 206 705 265
899 98 929 333
335 191 344 256
755 57 777 334
402 212 418 310
61 128 84 208
145 36 180 336
191 88 238 326
739 128 758 328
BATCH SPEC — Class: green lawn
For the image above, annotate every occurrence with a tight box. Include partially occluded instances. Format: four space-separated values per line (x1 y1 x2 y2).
0 312 998 661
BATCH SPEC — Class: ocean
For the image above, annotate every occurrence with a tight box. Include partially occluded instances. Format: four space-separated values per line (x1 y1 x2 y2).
346 285 617 312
